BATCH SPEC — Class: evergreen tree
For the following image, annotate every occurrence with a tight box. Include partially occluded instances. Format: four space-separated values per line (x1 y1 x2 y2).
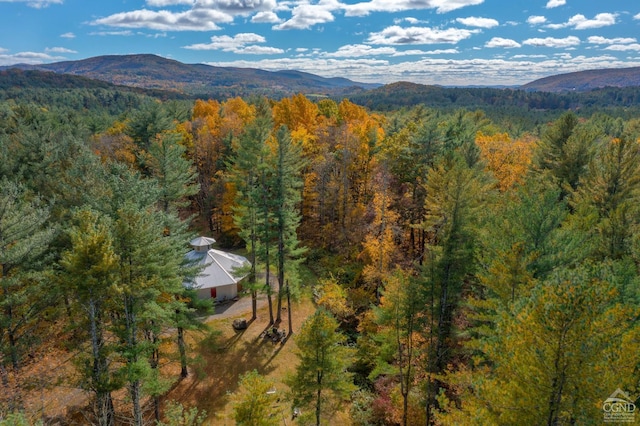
420 152 492 422
146 131 199 217
571 132 640 261
0 179 55 371
173 288 211 379
156 401 207 426
228 112 272 321
439 265 640 425
478 178 570 314
95 164 189 425
256 148 276 325
533 112 598 198
287 308 355 426
371 269 425 426
60 209 118 426
126 101 174 153
232 370 279 425
147 129 206 385
272 125 306 330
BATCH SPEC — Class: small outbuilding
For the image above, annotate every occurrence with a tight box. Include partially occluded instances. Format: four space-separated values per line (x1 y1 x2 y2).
184 236 250 301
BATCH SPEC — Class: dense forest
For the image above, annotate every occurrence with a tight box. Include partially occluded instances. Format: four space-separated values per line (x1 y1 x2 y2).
0 78 639 426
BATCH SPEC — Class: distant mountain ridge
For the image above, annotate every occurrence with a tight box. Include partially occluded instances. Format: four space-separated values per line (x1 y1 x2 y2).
520 67 640 92
1 54 379 98
3 54 640 97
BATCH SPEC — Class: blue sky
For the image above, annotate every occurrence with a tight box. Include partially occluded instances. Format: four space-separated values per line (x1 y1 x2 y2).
1 0 639 86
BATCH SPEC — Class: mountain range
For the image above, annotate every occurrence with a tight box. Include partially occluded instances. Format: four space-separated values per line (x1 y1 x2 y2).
521 66 640 92
0 54 378 99
2 54 640 100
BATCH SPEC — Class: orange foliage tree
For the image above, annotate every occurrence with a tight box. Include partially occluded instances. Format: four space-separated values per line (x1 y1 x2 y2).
476 131 533 191
178 98 256 236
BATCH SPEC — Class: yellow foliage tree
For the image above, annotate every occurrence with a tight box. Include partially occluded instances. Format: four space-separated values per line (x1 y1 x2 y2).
360 171 399 300
92 120 137 166
372 269 426 426
221 97 256 138
315 275 353 321
476 131 533 191
438 265 640 425
191 105 224 231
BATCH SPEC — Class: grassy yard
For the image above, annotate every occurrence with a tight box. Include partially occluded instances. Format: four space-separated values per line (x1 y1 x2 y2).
1 267 356 425
167 296 317 425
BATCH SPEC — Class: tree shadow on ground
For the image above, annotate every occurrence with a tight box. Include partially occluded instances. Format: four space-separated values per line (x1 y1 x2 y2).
168 321 284 419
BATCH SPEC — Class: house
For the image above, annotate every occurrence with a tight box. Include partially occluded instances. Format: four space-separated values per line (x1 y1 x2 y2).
184 236 250 301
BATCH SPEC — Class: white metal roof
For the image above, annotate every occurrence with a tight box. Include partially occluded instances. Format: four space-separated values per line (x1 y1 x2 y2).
189 236 217 249
184 247 250 290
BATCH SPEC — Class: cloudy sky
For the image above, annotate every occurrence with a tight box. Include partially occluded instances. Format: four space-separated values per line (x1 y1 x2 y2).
1 0 639 86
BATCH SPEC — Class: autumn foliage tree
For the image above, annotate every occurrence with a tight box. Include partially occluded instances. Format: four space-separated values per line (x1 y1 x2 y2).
475 131 533 191
439 265 640 425
232 370 278 425
370 269 425 426
360 168 399 303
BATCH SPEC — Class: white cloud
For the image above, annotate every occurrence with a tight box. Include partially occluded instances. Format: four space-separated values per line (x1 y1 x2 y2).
527 15 547 25
251 11 281 23
545 0 565 8
485 37 521 48
416 48 459 55
145 0 192 5
404 17 426 24
394 17 429 25
588 36 636 45
60 32 75 38
349 46 458 58
605 44 640 52
392 49 429 56
324 44 397 58
45 47 77 53
343 0 485 17
93 0 278 31
634 13 640 20
190 0 277 14
555 52 572 60
92 0 484 32
235 45 284 54
0 0 62 8
92 9 231 31
273 2 338 30
456 17 499 28
512 54 547 58
184 33 283 54
570 13 616 29
367 26 478 45
185 32 265 49
523 36 581 48
90 30 136 36
204 54 640 86
0 51 66 66
547 13 617 30
145 0 277 13
428 0 485 13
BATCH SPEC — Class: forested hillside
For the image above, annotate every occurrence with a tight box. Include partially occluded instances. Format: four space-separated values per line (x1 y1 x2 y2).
2 54 377 99
1 78 639 425
521 66 640 92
